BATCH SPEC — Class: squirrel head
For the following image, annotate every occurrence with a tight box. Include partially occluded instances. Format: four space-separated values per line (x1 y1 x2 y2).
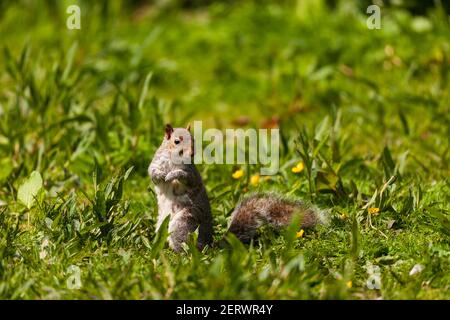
164 123 194 164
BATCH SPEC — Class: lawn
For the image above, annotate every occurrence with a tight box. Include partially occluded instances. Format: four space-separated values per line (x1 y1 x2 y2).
0 0 449 299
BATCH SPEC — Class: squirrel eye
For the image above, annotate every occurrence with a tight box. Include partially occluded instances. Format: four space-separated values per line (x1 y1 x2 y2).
174 139 180 145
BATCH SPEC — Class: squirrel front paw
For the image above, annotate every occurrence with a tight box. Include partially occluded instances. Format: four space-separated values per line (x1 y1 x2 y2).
149 167 166 183
165 169 187 182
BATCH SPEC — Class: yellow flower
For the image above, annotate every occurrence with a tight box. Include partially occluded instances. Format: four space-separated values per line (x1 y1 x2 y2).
368 207 380 215
340 213 347 220
296 229 305 238
346 280 352 288
250 174 260 186
232 169 244 179
291 161 305 173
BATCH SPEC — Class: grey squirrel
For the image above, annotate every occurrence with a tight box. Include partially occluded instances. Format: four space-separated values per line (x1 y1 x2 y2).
148 124 328 252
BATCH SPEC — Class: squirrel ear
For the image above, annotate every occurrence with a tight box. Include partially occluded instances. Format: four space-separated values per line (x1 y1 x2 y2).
165 124 174 139
186 123 191 132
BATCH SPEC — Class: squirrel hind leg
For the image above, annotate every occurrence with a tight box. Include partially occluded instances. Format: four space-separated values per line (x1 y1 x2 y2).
168 210 213 252
168 210 198 252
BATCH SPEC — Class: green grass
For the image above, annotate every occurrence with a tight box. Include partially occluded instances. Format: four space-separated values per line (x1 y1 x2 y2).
0 0 449 299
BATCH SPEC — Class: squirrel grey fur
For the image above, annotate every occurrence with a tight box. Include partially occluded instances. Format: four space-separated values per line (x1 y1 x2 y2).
148 124 328 252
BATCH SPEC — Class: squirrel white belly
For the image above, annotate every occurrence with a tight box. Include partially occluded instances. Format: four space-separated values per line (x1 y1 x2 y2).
149 124 327 252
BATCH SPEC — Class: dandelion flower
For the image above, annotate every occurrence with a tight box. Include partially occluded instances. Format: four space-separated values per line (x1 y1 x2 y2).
296 229 305 238
368 207 380 215
291 161 305 173
250 174 260 186
346 280 352 288
232 169 244 179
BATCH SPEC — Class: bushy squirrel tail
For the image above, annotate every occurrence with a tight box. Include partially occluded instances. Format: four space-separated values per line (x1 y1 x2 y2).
226 192 328 243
